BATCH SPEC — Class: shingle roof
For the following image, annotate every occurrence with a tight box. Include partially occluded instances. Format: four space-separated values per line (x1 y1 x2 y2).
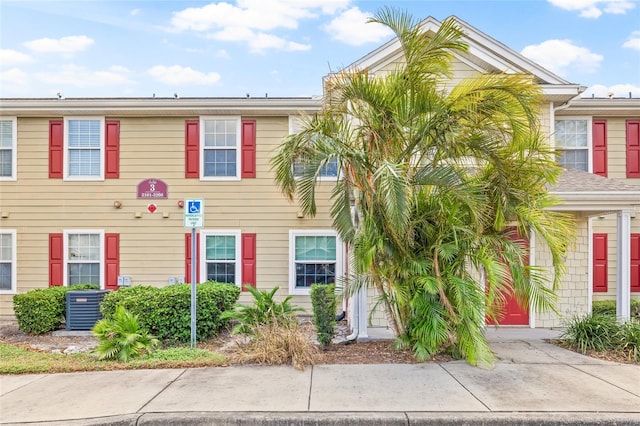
550 168 640 193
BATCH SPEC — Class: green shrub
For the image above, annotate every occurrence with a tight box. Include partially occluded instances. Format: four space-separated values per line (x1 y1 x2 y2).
561 314 619 353
592 300 616 317
619 320 640 362
592 299 640 319
93 306 159 362
222 285 304 335
100 282 240 343
310 284 337 346
13 284 99 335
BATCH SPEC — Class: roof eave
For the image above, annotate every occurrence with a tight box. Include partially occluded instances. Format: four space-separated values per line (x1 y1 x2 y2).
0 98 324 117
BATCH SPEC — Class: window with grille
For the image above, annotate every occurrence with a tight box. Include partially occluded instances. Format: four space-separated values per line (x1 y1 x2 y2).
66 118 103 178
554 119 589 172
202 118 240 178
66 232 101 285
203 231 240 284
289 230 342 295
0 231 16 293
0 118 16 180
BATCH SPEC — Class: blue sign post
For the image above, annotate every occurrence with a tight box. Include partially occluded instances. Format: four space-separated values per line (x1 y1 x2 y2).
184 198 204 348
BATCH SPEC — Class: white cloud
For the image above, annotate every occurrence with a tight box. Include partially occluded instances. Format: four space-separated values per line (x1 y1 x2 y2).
581 83 640 98
148 65 221 85
0 68 30 95
24 35 94 54
168 0 349 52
622 31 640 50
34 64 133 87
208 27 310 53
547 0 635 18
323 6 393 46
0 49 33 64
521 39 603 76
130 8 141 16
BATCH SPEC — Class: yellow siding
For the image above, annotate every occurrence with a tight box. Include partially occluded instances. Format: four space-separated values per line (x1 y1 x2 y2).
0 115 335 319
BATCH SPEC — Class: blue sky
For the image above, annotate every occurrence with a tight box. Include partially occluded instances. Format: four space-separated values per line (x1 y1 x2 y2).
1 0 638 99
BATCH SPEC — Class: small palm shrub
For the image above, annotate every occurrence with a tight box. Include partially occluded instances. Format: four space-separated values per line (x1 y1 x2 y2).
562 314 619 353
93 306 159 362
310 284 337 346
222 285 304 335
230 316 317 370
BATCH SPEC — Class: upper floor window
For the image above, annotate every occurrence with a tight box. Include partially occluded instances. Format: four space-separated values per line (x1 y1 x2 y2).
289 116 339 179
65 118 105 180
0 117 17 180
554 118 590 172
0 230 16 293
202 117 240 179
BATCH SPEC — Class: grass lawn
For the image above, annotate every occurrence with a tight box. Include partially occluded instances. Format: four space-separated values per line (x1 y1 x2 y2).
0 343 228 374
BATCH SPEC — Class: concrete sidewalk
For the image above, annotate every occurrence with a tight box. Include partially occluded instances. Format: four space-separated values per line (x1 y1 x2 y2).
1 328 639 425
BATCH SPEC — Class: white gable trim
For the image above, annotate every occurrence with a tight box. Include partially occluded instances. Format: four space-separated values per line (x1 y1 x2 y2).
347 15 577 89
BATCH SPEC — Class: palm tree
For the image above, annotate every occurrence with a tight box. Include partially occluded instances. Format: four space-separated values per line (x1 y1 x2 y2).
272 7 573 366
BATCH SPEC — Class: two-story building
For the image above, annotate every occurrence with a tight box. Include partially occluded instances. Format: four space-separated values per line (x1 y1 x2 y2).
1 16 639 332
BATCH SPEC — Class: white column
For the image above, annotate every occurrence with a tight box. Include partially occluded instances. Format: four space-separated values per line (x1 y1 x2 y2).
357 285 368 338
616 210 631 321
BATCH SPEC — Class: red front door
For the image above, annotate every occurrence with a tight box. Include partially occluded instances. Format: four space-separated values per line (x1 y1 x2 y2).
486 228 529 326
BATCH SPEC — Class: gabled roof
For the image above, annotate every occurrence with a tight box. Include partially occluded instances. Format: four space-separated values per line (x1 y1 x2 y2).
549 168 640 212
345 16 583 103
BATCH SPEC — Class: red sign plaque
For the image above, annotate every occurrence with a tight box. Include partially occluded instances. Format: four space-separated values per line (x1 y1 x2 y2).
137 179 168 199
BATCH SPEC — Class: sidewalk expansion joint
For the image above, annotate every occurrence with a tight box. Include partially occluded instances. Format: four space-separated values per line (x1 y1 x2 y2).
439 363 492 412
136 368 188 413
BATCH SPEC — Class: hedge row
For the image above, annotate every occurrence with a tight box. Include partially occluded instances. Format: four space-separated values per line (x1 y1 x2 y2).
13 284 99 335
593 300 640 319
100 282 241 343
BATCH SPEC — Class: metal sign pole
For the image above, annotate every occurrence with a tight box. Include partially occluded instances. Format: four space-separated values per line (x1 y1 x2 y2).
184 198 204 349
190 226 197 349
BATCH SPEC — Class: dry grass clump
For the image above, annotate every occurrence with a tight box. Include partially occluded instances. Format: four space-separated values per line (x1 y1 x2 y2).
229 319 318 370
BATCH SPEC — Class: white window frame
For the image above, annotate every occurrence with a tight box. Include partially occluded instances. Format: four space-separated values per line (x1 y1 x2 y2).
63 230 104 289
0 229 17 294
0 117 17 181
200 116 242 181
63 117 105 181
289 229 343 296
552 116 592 173
289 116 339 181
199 229 242 287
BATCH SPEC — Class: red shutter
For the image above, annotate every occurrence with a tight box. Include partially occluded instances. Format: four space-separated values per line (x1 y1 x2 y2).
49 233 63 287
185 233 200 283
626 120 640 178
241 120 256 178
105 120 120 179
592 120 607 177
593 233 608 292
185 120 200 178
241 233 256 291
105 233 120 291
631 234 640 293
49 120 63 178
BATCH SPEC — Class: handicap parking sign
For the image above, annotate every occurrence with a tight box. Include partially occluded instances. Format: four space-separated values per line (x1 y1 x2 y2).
184 198 204 228
187 200 201 214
